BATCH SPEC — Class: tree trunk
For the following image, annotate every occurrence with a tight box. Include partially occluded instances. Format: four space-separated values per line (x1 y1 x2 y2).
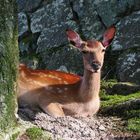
0 0 18 137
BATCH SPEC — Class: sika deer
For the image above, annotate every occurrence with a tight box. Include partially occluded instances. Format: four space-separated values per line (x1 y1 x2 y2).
18 26 116 117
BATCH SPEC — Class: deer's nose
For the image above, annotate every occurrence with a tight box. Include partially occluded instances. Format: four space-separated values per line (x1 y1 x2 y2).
91 62 101 71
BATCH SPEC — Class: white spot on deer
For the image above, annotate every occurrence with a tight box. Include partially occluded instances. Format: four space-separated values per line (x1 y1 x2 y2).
64 81 68 84
64 88 68 91
58 89 63 93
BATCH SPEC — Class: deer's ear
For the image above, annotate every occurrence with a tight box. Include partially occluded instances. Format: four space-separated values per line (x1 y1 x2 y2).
66 29 82 48
102 26 116 48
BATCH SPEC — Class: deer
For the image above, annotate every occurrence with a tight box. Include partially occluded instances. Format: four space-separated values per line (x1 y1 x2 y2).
18 26 116 117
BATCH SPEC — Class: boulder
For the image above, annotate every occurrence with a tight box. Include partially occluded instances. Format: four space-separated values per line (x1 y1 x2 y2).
72 0 105 40
17 0 42 12
94 0 140 26
30 0 73 33
37 21 78 53
18 12 29 37
112 11 140 51
116 51 140 84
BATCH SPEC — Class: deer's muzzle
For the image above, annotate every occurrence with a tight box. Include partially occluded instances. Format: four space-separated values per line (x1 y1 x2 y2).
91 62 101 71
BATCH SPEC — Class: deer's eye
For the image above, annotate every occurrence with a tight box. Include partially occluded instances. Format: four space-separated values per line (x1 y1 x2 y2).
81 43 86 48
81 51 88 54
102 49 106 52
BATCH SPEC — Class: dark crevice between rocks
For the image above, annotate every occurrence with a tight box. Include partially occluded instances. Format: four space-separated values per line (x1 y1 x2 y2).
19 10 41 54
68 0 84 39
69 1 80 24
18 12 31 42
26 12 31 33
18 12 31 41
37 44 67 69
102 49 122 80
18 31 30 43
26 11 41 48
96 12 107 29
19 31 40 69
18 11 41 69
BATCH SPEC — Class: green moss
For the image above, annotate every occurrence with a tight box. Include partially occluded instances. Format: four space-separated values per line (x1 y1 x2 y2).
0 0 19 134
26 127 43 140
0 28 18 132
10 132 20 140
122 110 140 133
101 79 117 89
26 127 52 140
100 80 140 108
101 91 140 108
127 118 140 133
0 93 18 132
124 110 140 118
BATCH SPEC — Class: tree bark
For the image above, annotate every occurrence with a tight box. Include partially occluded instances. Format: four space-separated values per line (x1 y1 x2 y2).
0 0 18 137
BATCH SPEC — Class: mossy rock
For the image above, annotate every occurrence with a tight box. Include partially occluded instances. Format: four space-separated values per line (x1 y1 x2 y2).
100 80 140 133
100 99 140 115
101 81 140 95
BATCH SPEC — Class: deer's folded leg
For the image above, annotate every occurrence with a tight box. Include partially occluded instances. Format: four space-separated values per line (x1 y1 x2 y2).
39 102 65 117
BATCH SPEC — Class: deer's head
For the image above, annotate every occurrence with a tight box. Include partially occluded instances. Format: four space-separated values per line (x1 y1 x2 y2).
66 26 116 73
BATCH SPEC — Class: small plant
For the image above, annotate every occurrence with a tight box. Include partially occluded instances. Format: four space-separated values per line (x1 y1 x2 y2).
26 127 43 140
10 132 20 140
127 118 140 133
26 127 52 140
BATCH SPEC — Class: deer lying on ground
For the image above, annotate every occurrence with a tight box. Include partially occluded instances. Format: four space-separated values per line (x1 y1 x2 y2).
18 26 116 117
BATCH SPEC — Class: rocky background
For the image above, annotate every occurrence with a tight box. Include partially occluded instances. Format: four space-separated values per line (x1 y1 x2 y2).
17 0 140 84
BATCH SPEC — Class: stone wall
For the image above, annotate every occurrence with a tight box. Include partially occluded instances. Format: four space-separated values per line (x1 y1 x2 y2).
17 0 140 84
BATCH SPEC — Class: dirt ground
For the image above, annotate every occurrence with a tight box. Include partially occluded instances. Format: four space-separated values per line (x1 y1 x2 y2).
18 107 140 140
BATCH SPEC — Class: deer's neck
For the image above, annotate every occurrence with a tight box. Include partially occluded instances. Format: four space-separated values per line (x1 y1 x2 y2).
79 69 101 101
